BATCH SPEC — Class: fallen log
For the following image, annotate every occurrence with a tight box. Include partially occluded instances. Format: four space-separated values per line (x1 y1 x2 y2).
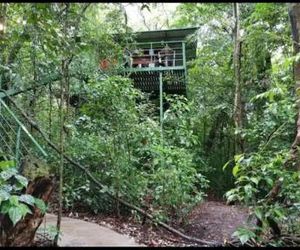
6 92 220 247
0 176 54 246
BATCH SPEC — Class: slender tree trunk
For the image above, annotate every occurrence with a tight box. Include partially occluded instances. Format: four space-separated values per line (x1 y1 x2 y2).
29 31 37 133
48 82 53 140
53 3 69 246
118 3 128 31
233 3 244 154
138 4 151 31
53 59 65 246
288 3 300 169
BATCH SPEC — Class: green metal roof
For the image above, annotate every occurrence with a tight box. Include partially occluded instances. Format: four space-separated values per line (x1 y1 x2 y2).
134 27 198 42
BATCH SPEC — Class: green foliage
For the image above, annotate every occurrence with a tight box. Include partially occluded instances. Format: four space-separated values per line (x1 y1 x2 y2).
224 63 299 241
59 75 209 221
0 159 46 226
149 144 208 219
2 3 300 245
232 227 257 245
225 84 299 242
226 148 300 243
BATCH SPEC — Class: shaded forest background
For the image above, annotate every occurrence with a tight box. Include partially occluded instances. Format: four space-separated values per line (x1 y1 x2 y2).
0 2 300 246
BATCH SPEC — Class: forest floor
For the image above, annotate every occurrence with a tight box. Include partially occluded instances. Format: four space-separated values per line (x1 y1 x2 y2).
66 200 250 246
43 189 251 247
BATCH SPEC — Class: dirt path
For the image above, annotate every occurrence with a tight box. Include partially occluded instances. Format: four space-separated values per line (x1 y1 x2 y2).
183 201 250 244
47 186 250 246
51 200 250 246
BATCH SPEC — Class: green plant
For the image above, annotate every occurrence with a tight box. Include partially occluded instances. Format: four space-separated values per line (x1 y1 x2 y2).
149 144 209 221
0 159 46 226
225 150 300 242
232 227 258 245
55 76 210 221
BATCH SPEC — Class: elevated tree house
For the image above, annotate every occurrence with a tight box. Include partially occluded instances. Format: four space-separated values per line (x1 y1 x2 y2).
121 27 198 130
122 27 198 96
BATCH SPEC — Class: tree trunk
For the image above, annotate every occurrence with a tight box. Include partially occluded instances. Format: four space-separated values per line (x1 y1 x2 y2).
54 4 69 246
233 3 244 154
0 177 54 246
288 3 300 169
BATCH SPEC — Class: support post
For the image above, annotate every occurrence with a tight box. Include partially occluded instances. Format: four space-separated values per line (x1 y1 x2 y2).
182 41 188 95
182 41 186 69
159 71 164 168
159 71 163 137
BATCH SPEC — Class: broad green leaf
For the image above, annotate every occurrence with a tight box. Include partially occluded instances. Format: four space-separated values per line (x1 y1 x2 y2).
19 194 35 206
244 184 253 198
232 165 239 177
237 176 249 182
227 194 237 202
0 189 10 203
100 185 109 193
19 203 32 216
8 206 23 226
34 198 47 214
0 168 17 181
232 228 256 245
9 195 20 206
15 175 28 188
1 200 11 213
265 177 273 186
250 177 259 185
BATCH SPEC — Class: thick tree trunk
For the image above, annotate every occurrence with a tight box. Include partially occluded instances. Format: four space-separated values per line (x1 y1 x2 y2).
0 177 54 246
288 3 300 169
233 3 244 154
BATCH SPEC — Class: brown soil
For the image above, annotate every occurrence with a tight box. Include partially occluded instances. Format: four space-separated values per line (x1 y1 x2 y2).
45 185 251 246
183 201 250 244
75 200 250 246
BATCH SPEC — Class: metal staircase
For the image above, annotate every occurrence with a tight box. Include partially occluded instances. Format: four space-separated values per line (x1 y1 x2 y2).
0 98 47 168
